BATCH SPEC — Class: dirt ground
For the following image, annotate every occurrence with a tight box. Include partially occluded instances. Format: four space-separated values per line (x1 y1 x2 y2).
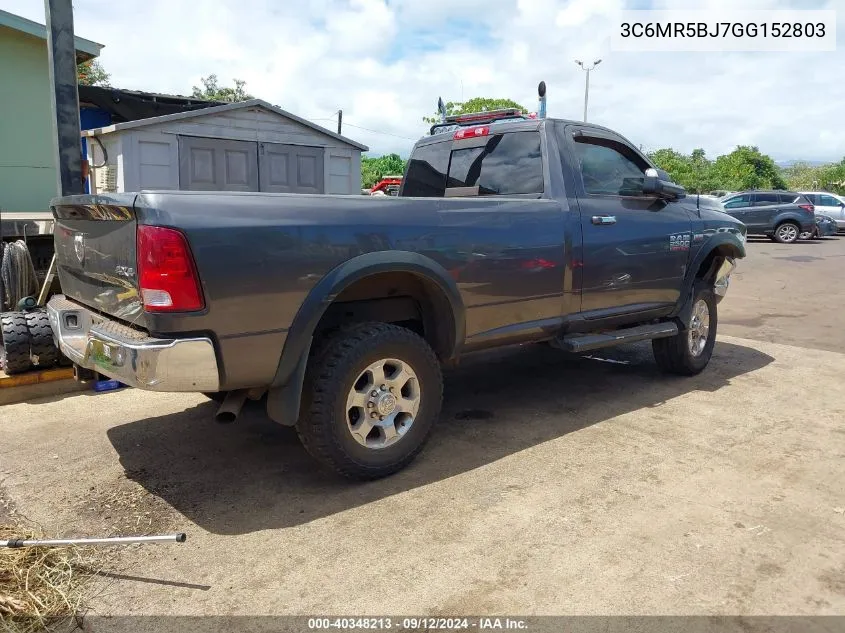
1 235 844 623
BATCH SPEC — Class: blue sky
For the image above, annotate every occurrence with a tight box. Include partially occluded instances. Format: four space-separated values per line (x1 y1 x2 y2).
2 0 843 162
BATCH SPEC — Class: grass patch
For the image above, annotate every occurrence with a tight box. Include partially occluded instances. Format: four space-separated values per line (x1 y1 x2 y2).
0 524 101 633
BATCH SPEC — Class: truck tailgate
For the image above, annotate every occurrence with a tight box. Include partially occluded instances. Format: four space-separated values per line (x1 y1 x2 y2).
51 194 146 327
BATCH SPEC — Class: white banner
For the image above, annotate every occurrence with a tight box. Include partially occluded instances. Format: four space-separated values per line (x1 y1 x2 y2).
611 10 836 52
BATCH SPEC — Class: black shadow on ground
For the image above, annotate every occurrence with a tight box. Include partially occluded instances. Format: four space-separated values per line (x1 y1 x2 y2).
107 339 774 535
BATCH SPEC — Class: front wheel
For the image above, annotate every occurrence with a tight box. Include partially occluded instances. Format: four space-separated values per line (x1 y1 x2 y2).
297 322 443 480
653 285 717 376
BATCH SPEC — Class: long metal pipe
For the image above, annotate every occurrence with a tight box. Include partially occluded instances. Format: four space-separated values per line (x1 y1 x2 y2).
2 533 187 548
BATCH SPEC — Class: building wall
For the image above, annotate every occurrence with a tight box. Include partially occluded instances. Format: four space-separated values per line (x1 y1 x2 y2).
0 26 57 212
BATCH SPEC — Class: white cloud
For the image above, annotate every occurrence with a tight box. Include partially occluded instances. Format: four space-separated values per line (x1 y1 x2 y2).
1 0 843 161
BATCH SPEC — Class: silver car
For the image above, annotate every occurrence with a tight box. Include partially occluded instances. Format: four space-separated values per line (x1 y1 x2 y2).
800 191 845 230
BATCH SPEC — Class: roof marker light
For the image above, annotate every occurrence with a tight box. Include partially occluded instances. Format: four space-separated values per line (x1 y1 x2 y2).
454 126 489 140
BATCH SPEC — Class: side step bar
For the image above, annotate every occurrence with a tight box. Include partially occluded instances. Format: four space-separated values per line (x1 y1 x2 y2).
556 322 678 353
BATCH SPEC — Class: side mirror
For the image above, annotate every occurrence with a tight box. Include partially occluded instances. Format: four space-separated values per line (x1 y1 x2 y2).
642 168 686 200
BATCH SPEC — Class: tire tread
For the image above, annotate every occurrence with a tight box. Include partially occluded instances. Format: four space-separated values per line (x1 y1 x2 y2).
1 312 32 375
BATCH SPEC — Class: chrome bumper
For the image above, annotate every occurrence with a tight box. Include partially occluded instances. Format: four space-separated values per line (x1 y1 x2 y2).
714 257 736 298
46 295 219 392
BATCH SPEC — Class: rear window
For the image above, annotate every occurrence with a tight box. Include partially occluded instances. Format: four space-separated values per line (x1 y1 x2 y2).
779 193 802 204
401 132 543 197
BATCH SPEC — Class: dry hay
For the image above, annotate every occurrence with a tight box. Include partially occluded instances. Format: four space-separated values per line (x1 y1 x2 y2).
0 525 101 633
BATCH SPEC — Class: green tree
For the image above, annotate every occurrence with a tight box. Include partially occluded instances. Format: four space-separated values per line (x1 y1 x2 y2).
423 97 528 124
647 148 716 193
711 146 787 191
361 153 407 189
783 161 826 191
77 59 110 86
191 74 253 102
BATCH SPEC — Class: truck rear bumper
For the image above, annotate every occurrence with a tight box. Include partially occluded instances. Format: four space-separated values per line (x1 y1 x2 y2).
46 295 220 392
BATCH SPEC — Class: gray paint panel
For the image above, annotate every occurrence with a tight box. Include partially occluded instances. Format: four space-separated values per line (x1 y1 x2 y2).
259 143 325 194
178 136 259 192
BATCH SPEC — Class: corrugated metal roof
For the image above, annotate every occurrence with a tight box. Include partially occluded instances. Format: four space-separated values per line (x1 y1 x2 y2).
81 98 369 151
0 8 103 61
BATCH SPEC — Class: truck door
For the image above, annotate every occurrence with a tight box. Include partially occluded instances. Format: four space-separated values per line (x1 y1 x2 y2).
560 125 694 317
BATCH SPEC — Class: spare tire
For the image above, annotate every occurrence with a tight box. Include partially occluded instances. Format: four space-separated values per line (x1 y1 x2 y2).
1 312 32 375
25 310 58 368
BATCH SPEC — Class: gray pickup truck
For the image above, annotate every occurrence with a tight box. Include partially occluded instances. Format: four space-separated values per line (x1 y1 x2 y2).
46 105 746 479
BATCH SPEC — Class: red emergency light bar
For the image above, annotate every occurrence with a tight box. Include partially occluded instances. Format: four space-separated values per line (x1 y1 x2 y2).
449 108 524 124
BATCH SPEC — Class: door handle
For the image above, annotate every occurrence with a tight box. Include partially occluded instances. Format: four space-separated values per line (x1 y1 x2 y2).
592 215 617 225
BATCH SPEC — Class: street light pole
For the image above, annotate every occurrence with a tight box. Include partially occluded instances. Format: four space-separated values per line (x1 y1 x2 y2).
574 59 602 123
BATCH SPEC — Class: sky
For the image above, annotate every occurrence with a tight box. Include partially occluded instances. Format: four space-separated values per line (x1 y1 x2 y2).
2 0 843 162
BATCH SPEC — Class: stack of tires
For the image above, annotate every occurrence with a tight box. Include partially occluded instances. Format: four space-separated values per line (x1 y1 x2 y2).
0 310 60 375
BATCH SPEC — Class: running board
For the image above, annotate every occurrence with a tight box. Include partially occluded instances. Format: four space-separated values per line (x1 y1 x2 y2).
556 322 678 353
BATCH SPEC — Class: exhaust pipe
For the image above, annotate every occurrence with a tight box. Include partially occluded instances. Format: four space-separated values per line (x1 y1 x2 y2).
215 389 248 424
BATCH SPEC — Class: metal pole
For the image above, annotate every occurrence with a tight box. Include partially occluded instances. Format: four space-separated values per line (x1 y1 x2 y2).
583 69 590 122
3 533 187 548
337 109 342 135
44 0 84 197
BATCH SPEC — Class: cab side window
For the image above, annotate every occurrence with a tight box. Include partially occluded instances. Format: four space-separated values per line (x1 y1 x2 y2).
724 195 751 209
572 137 648 196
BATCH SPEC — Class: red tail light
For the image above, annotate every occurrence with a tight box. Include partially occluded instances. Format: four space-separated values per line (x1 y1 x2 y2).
454 126 489 140
799 203 815 214
137 225 204 312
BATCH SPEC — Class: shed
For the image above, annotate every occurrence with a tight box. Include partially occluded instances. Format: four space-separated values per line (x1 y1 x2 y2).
83 99 368 196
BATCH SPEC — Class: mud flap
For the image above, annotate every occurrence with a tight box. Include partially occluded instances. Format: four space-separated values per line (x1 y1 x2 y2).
266 338 311 427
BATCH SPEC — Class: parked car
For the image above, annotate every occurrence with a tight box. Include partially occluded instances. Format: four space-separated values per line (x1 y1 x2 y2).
799 192 845 230
800 214 838 240
721 191 815 243
44 99 746 479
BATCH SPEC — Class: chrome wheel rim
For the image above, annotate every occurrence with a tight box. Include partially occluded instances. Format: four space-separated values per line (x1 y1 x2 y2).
778 224 798 242
688 299 710 357
345 358 420 450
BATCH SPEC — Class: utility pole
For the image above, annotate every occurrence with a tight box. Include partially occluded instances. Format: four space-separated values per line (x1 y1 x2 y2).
337 109 342 135
574 59 602 123
44 0 84 196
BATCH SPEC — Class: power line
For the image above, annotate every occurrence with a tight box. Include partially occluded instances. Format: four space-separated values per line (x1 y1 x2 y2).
341 122 418 141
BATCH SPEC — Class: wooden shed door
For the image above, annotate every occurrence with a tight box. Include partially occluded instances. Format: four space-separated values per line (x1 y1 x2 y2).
259 143 325 194
178 137 259 191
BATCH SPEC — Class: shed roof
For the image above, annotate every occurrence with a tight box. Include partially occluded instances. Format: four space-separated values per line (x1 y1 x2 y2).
81 99 369 151
0 9 103 62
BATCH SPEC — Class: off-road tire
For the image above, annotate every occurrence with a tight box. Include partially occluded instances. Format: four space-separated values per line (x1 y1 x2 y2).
773 221 800 244
25 310 58 368
0 312 32 375
297 322 443 480
653 284 717 376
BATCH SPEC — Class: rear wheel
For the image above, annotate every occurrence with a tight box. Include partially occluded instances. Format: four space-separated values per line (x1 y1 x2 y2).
0 312 32 375
297 322 443 480
653 284 717 376
774 222 800 244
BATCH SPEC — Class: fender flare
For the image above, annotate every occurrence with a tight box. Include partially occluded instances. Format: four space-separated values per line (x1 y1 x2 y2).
671 233 745 322
266 251 465 426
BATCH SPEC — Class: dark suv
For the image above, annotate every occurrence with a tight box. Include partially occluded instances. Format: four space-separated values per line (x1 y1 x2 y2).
721 191 815 243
